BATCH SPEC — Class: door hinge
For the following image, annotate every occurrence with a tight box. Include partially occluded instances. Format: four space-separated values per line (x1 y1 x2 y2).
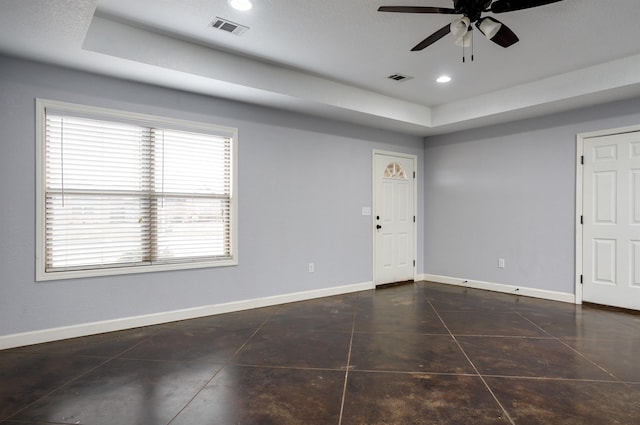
413 260 416 267
413 216 416 223
413 171 416 179
580 274 583 284
581 155 584 165
580 215 583 225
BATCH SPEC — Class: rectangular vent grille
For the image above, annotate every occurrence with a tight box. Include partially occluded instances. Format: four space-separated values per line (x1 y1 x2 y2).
211 17 249 36
387 74 413 82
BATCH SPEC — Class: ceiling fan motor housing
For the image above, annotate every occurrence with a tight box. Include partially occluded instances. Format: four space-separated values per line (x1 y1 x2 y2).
454 0 492 22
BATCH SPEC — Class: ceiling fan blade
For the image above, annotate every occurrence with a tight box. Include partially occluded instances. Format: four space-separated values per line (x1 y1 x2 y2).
411 24 452 51
377 6 458 14
490 0 564 13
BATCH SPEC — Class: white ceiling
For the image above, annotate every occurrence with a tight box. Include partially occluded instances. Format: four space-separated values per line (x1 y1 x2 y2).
1 0 640 136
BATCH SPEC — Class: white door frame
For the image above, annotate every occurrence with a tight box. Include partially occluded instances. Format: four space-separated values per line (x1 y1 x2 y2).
575 124 640 304
372 149 418 286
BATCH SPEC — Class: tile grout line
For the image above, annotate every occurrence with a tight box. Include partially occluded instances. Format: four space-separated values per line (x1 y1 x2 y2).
475 374 636 384
0 348 132 424
515 311 631 387
425 296 517 425
166 311 277 425
337 295 359 425
2 355 116 423
232 363 348 372
2 335 158 422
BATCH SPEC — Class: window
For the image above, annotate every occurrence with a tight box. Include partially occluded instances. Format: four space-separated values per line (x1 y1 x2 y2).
384 162 407 180
36 99 237 280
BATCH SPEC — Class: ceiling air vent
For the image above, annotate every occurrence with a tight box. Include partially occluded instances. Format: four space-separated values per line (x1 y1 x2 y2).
210 17 249 36
387 73 413 82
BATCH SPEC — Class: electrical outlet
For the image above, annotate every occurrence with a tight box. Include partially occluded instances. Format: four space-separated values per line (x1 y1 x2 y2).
498 258 505 269
308 262 315 273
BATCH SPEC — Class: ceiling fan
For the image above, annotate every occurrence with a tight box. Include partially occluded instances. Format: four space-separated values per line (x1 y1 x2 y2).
378 0 564 52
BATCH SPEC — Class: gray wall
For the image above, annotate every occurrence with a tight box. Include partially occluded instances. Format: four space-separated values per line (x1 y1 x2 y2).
0 55 424 336
3 52 640 339
423 98 640 294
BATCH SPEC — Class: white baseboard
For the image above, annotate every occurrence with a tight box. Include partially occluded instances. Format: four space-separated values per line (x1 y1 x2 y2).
0 281 374 350
421 274 576 304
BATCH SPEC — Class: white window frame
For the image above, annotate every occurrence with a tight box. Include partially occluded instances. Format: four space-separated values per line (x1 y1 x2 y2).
35 99 238 281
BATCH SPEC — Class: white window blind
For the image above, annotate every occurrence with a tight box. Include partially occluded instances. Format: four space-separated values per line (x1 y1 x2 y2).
36 100 237 280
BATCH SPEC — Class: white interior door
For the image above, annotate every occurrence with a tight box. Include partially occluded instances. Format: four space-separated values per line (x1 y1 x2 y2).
373 152 416 285
583 131 640 310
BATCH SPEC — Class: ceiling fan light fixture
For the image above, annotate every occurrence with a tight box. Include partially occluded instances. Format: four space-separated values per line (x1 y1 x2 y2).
229 0 253 11
451 16 472 47
450 16 470 39
454 31 472 47
476 16 520 47
477 17 502 40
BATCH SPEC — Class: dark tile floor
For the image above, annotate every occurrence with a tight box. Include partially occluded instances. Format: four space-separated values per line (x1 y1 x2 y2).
2 281 640 424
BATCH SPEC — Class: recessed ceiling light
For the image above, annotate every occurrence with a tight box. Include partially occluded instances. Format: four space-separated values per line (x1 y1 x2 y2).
436 75 452 84
229 0 253 11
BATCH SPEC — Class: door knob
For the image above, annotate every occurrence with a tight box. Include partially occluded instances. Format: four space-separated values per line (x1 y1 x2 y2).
376 224 382 230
